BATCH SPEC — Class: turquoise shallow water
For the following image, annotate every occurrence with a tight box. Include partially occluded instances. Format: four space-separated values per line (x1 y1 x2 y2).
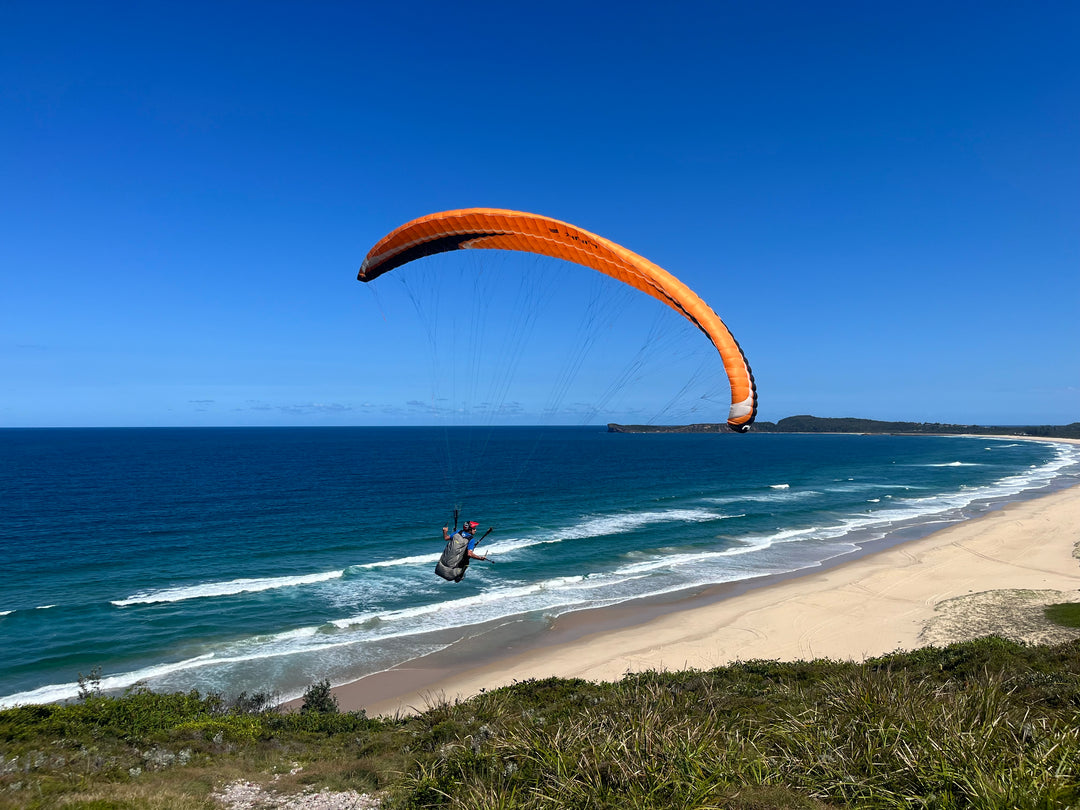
2 426 1078 707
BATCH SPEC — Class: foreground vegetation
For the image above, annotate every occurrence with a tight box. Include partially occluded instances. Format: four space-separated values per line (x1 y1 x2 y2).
2 637 1079 809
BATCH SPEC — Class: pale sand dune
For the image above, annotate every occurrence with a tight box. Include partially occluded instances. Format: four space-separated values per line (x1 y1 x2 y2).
335 438 1080 717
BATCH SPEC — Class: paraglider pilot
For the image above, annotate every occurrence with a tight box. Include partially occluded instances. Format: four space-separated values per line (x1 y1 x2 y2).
435 520 488 582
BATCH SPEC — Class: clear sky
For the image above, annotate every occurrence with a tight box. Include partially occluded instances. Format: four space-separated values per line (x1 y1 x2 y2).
2 2 1077 428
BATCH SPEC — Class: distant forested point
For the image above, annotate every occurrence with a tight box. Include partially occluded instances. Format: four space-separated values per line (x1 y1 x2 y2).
608 415 1080 439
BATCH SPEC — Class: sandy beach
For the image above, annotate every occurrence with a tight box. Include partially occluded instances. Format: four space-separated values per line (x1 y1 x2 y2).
334 437 1080 718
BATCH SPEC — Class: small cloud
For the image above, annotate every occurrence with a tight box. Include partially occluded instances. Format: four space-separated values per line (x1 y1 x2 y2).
232 400 357 416
548 401 601 416
405 399 441 415
280 402 354 415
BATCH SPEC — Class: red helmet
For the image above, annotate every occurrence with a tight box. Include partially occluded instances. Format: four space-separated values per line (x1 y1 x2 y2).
464 520 480 530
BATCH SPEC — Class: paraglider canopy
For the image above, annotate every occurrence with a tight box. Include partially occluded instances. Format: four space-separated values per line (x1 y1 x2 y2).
359 208 757 432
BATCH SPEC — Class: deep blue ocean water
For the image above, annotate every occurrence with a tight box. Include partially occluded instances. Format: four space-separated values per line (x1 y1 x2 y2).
2 427 1078 707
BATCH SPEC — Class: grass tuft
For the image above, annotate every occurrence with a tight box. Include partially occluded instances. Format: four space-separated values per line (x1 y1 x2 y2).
1046 601 1080 628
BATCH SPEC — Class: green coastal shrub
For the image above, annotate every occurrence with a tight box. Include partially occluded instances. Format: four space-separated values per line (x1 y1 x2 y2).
3 639 1080 809
300 679 339 714
1046 601 1080 628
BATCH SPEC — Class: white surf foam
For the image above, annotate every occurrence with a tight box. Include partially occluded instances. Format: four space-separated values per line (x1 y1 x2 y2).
330 576 591 630
355 552 442 570
826 482 916 493
355 508 730 570
549 508 728 541
111 570 344 606
705 489 822 505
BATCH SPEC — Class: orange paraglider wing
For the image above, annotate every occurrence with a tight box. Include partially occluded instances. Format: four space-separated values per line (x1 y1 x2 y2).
358 208 757 432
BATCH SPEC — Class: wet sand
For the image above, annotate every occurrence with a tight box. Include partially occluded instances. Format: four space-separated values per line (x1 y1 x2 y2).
329 437 1080 718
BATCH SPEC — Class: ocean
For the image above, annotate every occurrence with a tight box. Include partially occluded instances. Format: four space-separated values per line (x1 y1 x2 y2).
2 427 1078 708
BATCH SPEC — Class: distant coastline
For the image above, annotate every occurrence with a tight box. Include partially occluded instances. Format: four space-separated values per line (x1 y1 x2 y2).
608 414 1080 439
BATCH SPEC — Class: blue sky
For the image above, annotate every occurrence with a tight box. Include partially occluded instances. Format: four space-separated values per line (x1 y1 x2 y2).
2 2 1077 427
